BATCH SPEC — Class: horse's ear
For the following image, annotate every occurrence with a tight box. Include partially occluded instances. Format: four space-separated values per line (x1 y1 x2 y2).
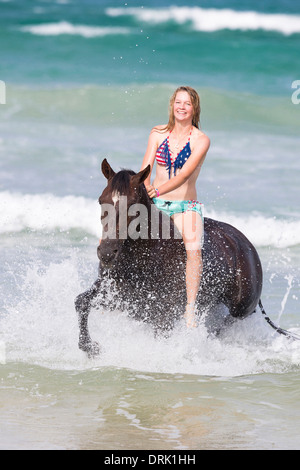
101 159 116 180
130 165 151 189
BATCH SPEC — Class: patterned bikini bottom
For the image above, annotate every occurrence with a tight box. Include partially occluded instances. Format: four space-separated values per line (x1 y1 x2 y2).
153 198 204 221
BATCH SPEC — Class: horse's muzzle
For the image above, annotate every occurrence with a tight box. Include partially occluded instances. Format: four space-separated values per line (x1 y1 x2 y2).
97 241 120 268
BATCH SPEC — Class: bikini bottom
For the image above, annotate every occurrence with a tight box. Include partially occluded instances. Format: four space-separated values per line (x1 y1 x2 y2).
153 198 204 221
153 198 204 250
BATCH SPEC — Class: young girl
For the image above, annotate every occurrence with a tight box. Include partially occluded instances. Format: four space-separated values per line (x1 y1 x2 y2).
140 86 210 327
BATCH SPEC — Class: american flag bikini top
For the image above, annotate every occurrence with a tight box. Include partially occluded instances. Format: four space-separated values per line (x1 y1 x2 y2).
155 130 192 178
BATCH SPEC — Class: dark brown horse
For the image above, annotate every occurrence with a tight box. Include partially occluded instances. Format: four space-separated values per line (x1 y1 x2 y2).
75 159 263 356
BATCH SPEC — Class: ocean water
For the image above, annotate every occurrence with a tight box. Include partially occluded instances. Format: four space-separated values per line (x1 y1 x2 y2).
0 0 300 450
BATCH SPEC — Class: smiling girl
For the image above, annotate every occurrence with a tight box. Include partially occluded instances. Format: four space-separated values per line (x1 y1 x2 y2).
140 86 210 327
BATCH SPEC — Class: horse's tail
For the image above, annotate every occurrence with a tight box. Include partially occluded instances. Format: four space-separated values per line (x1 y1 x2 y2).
258 299 300 341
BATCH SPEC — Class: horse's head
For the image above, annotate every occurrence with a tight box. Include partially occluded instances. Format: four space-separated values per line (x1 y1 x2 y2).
97 159 151 268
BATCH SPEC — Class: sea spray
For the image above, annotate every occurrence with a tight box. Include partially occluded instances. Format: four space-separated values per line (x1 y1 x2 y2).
1 253 300 375
278 274 294 324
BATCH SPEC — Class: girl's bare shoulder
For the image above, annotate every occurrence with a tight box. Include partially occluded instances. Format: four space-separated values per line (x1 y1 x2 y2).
192 127 210 148
192 126 209 139
149 125 168 144
150 124 168 134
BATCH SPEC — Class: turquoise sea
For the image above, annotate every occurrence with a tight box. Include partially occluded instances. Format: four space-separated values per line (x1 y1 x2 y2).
0 0 300 450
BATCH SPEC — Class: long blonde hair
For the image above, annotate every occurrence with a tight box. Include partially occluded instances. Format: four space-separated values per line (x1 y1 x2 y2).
163 86 201 132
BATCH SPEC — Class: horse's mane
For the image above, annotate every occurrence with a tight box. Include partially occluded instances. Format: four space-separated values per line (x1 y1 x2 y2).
111 169 135 194
111 169 151 203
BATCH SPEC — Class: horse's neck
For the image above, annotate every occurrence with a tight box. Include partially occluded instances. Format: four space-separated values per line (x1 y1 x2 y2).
122 232 185 272
120 195 185 269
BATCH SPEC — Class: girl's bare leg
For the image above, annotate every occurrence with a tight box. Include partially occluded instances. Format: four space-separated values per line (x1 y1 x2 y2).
185 249 203 327
172 211 203 328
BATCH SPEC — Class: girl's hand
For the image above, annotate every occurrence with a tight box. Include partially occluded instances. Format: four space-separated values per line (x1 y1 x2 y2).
146 185 158 199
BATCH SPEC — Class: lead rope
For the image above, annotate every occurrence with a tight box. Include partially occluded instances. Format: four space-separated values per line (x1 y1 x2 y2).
259 299 300 341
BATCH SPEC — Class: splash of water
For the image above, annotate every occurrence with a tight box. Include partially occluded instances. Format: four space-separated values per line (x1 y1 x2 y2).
277 274 294 324
1 254 300 376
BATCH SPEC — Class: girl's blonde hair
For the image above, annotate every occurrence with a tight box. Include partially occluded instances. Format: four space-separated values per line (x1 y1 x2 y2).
164 86 201 132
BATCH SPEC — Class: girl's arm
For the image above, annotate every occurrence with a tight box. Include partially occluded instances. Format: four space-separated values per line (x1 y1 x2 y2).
140 128 160 187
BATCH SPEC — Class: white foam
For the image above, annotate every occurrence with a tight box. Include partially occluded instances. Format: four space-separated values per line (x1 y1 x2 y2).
106 6 300 35
205 209 300 249
0 191 101 237
1 256 299 375
21 21 130 38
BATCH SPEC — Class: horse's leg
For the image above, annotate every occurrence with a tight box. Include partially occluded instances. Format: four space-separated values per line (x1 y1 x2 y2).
75 278 102 356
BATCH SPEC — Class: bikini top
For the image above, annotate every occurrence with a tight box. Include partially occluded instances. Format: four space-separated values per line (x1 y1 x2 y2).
155 129 192 178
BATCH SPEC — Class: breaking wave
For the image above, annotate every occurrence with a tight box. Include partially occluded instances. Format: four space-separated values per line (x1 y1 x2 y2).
106 6 300 36
21 21 130 38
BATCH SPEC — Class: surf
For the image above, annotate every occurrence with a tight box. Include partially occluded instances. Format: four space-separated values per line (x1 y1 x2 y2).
1 253 300 376
20 22 130 38
105 6 300 36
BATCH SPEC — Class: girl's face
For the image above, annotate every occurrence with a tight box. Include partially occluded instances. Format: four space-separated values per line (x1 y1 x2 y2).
173 91 194 124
